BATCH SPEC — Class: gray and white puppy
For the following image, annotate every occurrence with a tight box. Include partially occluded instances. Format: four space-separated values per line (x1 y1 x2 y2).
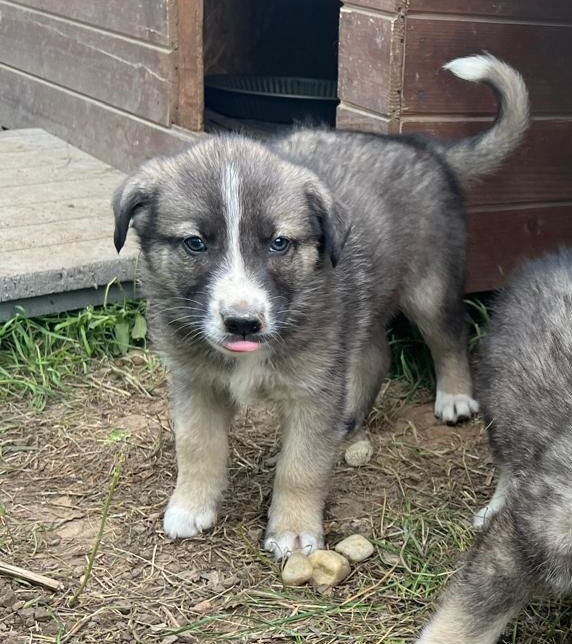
416 249 572 644
113 54 529 559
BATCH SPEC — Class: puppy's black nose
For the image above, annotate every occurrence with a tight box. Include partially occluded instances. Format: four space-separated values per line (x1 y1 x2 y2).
223 315 262 336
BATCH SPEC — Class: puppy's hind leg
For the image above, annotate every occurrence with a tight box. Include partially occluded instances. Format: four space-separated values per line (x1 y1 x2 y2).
343 336 390 466
417 508 528 644
402 274 478 424
473 464 513 530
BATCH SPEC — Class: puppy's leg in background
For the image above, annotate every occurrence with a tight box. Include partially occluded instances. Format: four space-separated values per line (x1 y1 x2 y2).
163 382 235 539
344 336 390 466
473 464 513 529
402 274 478 424
417 509 528 644
265 397 342 559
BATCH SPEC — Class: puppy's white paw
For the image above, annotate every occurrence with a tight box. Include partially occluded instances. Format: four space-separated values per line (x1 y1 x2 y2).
434 391 479 424
163 501 217 539
472 505 492 531
344 439 373 466
473 496 506 531
264 531 323 560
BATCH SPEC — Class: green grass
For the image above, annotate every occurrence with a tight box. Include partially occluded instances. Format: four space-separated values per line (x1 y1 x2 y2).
0 299 148 408
388 297 492 393
0 295 493 410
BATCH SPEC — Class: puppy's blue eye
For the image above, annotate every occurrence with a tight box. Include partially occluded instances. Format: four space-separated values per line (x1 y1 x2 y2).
183 236 207 253
269 237 291 253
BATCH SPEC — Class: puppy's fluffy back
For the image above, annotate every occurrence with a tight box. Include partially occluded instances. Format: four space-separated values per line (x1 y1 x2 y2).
477 248 572 470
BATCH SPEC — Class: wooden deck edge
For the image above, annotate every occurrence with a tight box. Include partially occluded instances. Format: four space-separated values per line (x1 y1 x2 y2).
1 255 138 303
0 281 139 321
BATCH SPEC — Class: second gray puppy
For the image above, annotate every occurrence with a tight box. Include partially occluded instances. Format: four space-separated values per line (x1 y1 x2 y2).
417 248 572 644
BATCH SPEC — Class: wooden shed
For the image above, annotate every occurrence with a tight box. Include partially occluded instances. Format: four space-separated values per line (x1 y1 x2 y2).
1 0 571 294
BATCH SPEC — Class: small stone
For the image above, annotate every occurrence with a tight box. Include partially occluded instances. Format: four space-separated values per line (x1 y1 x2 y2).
334 534 375 563
281 552 313 586
344 439 373 466
380 550 402 567
34 607 51 621
191 599 212 614
308 550 351 587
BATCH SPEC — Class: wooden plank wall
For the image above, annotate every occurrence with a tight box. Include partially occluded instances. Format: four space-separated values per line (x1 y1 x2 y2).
337 0 572 292
0 0 203 170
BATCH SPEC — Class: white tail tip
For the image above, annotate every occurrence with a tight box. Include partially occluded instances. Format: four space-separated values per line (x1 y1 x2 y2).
443 54 496 83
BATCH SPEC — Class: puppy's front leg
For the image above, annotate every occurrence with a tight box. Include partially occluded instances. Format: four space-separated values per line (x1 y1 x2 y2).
264 399 341 559
163 383 235 539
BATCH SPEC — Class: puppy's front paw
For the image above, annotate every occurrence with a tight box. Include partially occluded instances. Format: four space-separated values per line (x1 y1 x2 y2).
264 530 323 560
163 498 217 539
434 391 479 424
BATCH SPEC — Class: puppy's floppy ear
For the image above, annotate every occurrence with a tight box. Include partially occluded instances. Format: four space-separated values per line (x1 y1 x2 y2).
112 170 158 253
305 183 348 268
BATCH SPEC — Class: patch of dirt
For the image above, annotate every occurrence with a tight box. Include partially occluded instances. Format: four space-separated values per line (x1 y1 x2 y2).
0 355 569 643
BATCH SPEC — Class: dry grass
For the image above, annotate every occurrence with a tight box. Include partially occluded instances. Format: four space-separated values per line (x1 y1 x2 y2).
1 351 571 643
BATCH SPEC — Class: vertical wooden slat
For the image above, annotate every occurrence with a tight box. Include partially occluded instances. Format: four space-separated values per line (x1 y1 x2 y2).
174 0 204 132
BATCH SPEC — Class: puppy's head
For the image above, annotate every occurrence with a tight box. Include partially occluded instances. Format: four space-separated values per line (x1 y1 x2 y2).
113 136 345 356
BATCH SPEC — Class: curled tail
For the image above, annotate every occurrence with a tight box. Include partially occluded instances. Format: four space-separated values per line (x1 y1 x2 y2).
441 53 530 189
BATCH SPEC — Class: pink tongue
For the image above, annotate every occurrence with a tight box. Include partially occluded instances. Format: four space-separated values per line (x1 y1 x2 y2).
223 340 260 353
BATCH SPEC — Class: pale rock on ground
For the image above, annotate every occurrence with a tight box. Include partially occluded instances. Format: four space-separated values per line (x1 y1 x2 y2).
334 534 375 562
308 550 351 587
281 551 314 586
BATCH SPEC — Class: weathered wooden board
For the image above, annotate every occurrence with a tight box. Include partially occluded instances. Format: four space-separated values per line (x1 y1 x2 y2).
3 218 122 253
1 198 118 228
342 0 572 21
1 157 110 187
338 7 401 116
9 0 172 46
1 147 112 170
175 0 204 131
403 18 572 115
466 203 572 292
409 0 572 21
342 0 402 13
0 129 138 316
336 104 394 133
0 175 121 208
4 243 135 289
0 64 199 172
0 2 174 125
401 119 572 207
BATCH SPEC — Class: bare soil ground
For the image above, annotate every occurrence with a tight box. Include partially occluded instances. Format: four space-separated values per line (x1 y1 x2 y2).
1 353 570 643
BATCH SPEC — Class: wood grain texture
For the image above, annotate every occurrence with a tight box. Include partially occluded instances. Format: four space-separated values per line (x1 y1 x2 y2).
336 103 394 133
340 0 403 14
174 0 204 131
0 64 199 171
466 203 572 292
0 2 174 125
8 0 172 45
409 0 572 21
0 128 137 310
338 7 402 116
401 119 572 207
402 18 572 116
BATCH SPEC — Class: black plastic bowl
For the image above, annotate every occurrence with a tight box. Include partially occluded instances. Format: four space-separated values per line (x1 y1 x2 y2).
204 75 338 125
